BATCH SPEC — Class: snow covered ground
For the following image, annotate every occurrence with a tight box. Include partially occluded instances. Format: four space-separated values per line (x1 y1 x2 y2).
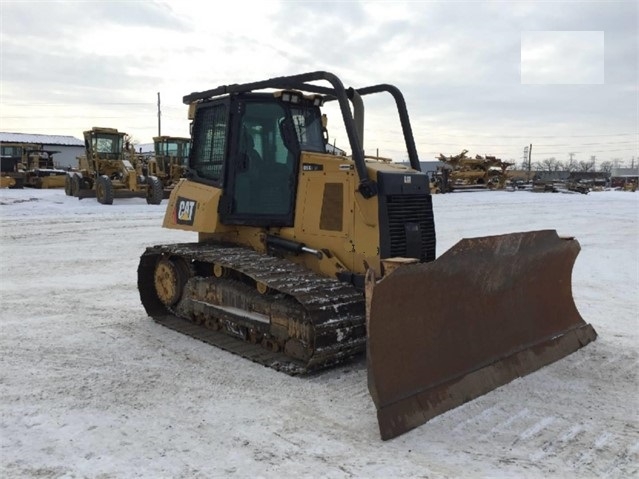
1 187 637 479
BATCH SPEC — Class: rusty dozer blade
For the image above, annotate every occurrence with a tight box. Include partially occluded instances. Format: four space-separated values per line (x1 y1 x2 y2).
366 229 597 441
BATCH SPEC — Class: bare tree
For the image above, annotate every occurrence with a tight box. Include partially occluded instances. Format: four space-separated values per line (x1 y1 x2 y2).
611 158 624 169
540 157 559 172
564 157 579 172
579 159 596 172
599 160 614 173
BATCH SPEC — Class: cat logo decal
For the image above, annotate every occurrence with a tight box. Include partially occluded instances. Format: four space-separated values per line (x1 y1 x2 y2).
175 197 196 225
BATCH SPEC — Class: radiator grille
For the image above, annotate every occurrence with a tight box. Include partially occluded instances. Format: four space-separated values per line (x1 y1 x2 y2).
385 194 436 262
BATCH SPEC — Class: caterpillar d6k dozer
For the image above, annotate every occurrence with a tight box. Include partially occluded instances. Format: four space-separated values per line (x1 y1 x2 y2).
137 71 597 440
66 127 164 205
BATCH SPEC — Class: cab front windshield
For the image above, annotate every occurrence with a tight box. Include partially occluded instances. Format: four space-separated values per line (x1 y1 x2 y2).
93 134 124 154
290 106 325 153
156 140 190 162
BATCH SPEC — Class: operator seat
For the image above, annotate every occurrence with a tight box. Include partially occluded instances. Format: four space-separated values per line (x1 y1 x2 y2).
241 128 263 170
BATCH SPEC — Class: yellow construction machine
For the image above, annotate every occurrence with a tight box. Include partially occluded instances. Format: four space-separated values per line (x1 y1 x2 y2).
137 72 597 440
146 135 190 196
0 142 40 189
24 149 67 188
437 150 513 191
0 143 66 189
66 127 163 204
0 175 16 188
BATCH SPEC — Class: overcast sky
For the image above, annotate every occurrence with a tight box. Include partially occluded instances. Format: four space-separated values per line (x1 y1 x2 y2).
1 0 637 167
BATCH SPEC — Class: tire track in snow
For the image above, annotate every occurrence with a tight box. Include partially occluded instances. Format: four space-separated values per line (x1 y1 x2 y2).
529 424 585 462
483 407 531 437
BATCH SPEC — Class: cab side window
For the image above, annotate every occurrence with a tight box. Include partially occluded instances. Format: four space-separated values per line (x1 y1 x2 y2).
191 103 227 184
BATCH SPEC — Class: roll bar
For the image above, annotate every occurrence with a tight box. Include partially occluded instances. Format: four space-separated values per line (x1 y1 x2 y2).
183 71 422 198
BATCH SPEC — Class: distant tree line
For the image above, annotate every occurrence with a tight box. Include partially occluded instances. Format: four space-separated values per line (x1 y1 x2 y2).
517 157 616 173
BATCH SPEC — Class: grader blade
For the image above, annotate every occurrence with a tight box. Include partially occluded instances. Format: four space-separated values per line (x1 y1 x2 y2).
76 189 97 199
367 230 597 441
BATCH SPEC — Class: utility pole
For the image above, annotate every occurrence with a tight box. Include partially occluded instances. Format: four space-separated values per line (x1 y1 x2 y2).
567 152 577 172
157 92 161 137
523 144 533 172
528 143 532 176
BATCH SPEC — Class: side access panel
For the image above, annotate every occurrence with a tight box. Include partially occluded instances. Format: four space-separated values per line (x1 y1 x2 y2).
367 229 597 440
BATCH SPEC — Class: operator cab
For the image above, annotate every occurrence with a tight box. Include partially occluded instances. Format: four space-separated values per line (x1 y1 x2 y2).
85 129 125 161
154 137 191 170
188 90 327 227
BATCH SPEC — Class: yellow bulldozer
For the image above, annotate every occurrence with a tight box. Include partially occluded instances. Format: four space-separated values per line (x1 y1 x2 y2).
137 72 597 440
66 127 164 205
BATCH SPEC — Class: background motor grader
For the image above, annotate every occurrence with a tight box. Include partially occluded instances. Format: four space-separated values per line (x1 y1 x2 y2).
137 71 597 440
66 127 163 205
145 135 190 197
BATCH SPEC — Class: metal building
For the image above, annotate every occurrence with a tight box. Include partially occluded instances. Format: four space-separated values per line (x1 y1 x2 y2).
0 132 84 169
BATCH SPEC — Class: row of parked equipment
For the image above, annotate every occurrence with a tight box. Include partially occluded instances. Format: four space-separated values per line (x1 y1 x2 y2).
1 128 190 205
0 143 68 189
64 127 189 204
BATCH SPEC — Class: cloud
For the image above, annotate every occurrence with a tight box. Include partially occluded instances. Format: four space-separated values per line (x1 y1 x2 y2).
0 0 636 163
521 31 604 84
1 1 187 37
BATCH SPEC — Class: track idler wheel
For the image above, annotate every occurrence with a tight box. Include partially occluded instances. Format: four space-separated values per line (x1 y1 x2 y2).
256 281 273 295
154 257 191 307
212 263 227 278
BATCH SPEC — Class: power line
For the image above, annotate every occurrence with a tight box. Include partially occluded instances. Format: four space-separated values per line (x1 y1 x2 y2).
423 132 637 139
1 113 188 121
412 141 637 147
0 102 154 106
2 116 155 119
367 125 637 139
531 148 637 154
